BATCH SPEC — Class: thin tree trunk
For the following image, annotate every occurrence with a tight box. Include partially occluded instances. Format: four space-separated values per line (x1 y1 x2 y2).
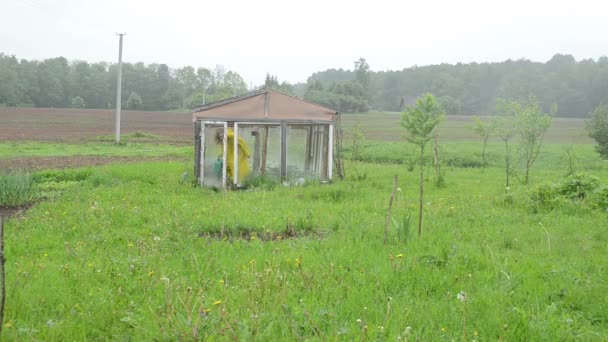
418 146 425 237
384 175 398 245
505 140 510 187
482 136 488 165
433 130 440 185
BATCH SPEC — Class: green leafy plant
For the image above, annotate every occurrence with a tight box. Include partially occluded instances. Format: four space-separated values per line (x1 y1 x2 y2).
402 93 445 237
586 104 608 159
560 173 600 200
0 173 39 207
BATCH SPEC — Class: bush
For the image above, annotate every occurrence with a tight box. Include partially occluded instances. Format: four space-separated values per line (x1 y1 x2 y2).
528 182 560 207
443 156 485 168
559 173 600 199
528 173 606 212
586 104 608 159
0 173 39 207
590 186 608 211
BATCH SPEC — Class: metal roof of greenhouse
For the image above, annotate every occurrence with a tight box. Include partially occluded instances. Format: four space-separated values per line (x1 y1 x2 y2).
191 88 338 123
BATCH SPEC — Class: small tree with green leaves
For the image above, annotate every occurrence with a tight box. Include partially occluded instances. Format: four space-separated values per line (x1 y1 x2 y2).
401 93 445 237
516 96 552 184
472 116 497 165
494 99 518 188
586 104 608 160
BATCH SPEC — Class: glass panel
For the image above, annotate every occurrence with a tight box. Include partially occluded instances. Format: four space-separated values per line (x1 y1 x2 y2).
287 124 328 181
235 124 282 184
202 123 225 188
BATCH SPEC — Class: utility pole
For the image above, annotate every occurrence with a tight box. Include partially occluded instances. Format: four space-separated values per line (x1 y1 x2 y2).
115 33 126 144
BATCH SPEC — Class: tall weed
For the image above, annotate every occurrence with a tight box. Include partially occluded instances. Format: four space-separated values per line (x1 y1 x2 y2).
0 173 39 207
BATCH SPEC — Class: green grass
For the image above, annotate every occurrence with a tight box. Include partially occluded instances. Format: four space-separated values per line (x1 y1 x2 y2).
0 141 191 159
346 140 606 175
94 131 164 142
2 154 608 340
1 113 607 339
0 173 38 207
341 112 591 143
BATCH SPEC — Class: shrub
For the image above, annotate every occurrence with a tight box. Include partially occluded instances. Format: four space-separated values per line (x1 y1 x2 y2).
528 173 606 212
528 182 566 211
559 173 600 199
443 156 486 168
590 186 608 211
0 173 39 207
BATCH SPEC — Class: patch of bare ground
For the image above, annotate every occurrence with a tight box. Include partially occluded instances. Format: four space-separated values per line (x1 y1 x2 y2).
198 223 324 242
0 203 34 219
0 107 192 142
0 155 188 172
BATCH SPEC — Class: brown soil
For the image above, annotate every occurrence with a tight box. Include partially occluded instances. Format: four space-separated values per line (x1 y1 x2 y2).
0 107 192 142
0 155 188 172
0 203 34 219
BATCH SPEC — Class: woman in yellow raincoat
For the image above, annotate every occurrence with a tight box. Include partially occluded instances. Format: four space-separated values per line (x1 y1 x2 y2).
215 128 251 183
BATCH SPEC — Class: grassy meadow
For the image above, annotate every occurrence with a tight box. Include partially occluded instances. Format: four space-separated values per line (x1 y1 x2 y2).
1 113 607 340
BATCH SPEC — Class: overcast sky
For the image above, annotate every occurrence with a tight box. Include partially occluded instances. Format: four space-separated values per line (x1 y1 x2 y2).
2 0 607 85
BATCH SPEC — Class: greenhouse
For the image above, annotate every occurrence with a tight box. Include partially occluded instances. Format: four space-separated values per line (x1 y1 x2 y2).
192 88 338 189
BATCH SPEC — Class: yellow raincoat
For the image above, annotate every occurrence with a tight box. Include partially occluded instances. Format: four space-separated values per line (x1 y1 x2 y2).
224 128 251 182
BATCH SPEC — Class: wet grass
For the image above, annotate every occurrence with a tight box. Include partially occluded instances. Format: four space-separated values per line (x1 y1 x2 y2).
2 154 607 340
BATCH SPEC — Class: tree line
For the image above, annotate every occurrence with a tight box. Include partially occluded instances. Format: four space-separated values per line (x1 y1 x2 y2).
306 54 608 117
0 53 248 111
2 53 608 117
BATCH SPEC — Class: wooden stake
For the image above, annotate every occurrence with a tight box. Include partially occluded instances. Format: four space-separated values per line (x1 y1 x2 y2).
384 175 398 245
0 216 5 336
433 129 441 185
418 147 425 237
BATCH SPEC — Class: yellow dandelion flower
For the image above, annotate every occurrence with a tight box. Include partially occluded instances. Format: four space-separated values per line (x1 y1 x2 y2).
441 327 446 333
213 300 222 306
396 254 404 259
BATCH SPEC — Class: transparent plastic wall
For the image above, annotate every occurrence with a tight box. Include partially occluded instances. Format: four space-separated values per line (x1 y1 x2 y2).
287 124 329 181
235 124 282 184
201 123 225 188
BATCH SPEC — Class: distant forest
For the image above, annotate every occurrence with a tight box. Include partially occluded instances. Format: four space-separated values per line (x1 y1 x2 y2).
0 53 249 111
1 53 607 117
305 55 608 117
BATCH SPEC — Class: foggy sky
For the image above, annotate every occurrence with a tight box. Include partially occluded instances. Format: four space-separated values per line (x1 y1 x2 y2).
2 0 607 85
